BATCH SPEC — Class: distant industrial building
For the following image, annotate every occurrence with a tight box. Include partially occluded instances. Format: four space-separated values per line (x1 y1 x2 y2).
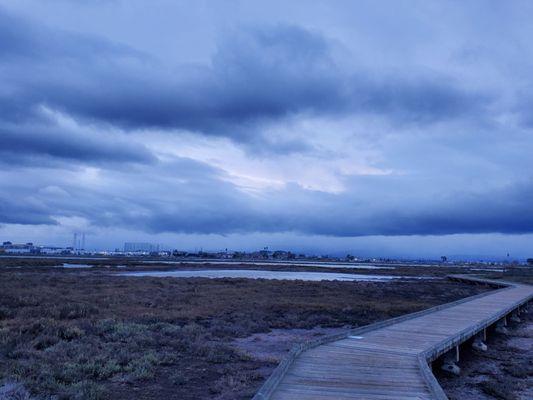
123 242 160 253
0 240 79 255
0 242 36 254
39 246 71 255
69 232 88 253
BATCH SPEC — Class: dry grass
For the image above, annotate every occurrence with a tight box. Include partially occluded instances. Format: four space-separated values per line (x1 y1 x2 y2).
0 266 489 400
483 267 533 285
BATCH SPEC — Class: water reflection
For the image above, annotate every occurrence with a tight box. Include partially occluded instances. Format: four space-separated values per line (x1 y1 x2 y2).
119 269 400 281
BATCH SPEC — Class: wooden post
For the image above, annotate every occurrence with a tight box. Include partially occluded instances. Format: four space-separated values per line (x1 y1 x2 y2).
496 318 509 334
441 349 461 375
510 310 521 323
472 333 487 352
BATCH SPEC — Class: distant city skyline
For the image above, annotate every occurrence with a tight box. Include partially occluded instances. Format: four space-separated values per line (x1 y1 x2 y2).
1 1 533 258
1 231 531 261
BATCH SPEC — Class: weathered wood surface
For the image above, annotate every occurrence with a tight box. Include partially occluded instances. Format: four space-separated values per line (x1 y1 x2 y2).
255 275 533 400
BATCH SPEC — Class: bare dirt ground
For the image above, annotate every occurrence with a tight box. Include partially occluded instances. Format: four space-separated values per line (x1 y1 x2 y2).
0 259 490 400
437 311 532 400
232 327 350 364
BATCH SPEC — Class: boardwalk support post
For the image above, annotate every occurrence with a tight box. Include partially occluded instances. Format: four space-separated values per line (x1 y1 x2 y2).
510 310 521 324
441 347 460 375
472 334 487 352
495 317 509 334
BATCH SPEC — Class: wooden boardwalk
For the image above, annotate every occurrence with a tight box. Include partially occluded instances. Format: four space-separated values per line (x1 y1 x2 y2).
254 275 533 400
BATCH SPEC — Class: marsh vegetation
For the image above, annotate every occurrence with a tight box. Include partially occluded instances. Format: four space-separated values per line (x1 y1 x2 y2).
0 263 490 399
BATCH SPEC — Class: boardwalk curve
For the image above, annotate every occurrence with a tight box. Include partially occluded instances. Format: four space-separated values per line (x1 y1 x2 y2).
253 275 533 400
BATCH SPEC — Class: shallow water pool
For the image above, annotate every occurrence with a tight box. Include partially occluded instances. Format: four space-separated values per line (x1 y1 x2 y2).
119 269 400 281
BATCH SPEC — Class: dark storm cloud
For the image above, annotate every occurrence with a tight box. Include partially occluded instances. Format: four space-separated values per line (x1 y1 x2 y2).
352 76 489 124
0 9 144 62
0 196 57 225
131 178 533 237
0 90 156 166
0 123 156 166
514 88 533 128
292 184 533 237
269 179 533 237
0 8 490 152
4 155 531 237
83 177 533 237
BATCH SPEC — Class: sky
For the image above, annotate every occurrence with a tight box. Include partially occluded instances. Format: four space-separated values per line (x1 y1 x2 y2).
1 0 533 259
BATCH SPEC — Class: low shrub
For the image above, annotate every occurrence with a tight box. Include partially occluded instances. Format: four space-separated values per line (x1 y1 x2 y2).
0 307 14 320
57 326 84 341
0 380 32 400
58 304 97 320
32 335 58 350
68 380 105 400
126 352 159 381
480 379 517 400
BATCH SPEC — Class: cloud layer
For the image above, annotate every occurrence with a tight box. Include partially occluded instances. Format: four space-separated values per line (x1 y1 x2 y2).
0 9 490 148
1 1 533 252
